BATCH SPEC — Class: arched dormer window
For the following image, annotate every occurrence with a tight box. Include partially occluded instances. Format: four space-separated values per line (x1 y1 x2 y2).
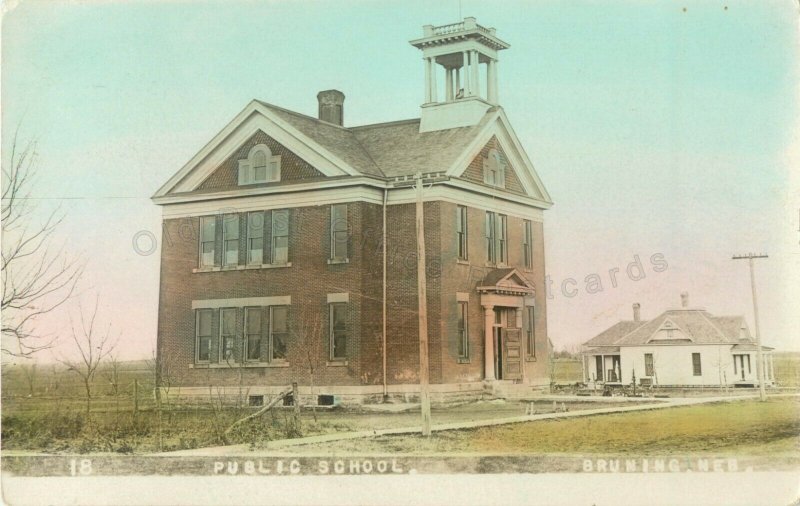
238 144 281 185
483 149 506 188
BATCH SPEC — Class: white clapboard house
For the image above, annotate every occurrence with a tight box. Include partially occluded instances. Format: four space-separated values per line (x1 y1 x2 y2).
581 293 775 388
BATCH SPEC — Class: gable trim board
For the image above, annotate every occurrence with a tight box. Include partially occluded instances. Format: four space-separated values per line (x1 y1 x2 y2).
153 102 553 209
154 101 362 198
157 180 547 221
446 109 550 202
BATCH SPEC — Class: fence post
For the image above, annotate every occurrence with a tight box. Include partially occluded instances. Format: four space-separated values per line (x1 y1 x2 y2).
134 379 139 416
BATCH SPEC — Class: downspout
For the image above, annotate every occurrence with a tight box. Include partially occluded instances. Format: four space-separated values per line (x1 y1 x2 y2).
382 187 388 400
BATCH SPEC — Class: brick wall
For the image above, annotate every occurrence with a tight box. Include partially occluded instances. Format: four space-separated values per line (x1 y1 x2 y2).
460 136 527 195
192 130 325 192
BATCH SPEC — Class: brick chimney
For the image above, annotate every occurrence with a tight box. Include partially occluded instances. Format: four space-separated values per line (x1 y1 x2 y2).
317 90 345 126
632 303 641 322
681 292 689 308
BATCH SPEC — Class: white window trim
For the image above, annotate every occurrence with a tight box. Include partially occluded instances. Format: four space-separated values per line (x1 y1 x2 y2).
243 307 262 363
269 305 289 362
238 144 281 185
195 309 213 364
221 214 240 267
199 216 217 268
483 148 507 189
218 307 238 363
329 302 347 361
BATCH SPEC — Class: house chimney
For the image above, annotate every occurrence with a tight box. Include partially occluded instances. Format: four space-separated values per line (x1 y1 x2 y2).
681 292 689 308
632 303 641 322
317 90 345 126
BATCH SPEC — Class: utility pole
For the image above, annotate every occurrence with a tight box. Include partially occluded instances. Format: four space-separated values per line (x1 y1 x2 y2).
415 172 432 436
732 253 768 401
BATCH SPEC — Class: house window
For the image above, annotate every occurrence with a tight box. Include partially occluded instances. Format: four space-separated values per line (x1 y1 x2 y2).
270 306 288 361
246 212 264 265
644 353 654 377
595 356 603 381
483 149 506 188
692 353 702 376
523 220 533 269
746 354 751 373
457 301 469 359
238 145 280 185
271 209 289 265
244 307 262 362
497 214 508 264
329 303 347 360
485 212 496 262
456 206 468 260
199 216 216 268
330 204 348 262
220 308 237 362
222 214 239 266
195 309 213 363
525 306 535 358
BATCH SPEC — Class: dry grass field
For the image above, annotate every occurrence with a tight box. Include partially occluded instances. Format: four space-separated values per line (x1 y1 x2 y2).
280 397 800 464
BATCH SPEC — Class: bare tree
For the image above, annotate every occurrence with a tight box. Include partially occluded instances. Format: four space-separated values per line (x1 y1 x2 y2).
102 354 122 397
19 362 38 397
293 308 324 422
2 133 82 357
58 297 118 416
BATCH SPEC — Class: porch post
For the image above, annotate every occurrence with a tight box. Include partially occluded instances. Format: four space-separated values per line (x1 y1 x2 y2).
483 305 495 380
769 354 775 382
581 353 587 383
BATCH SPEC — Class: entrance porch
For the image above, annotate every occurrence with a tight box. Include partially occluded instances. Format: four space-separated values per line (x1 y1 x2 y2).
477 268 535 384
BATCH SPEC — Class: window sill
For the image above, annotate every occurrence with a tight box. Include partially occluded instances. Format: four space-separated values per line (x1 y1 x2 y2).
525 357 537 362
190 361 290 369
457 358 471 364
327 258 350 265
193 263 292 273
456 259 470 265
326 360 349 367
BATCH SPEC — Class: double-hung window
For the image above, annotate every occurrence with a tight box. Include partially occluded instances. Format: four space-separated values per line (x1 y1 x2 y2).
692 353 702 376
199 216 216 268
497 214 508 264
219 308 237 362
330 204 348 262
523 220 533 269
525 306 535 358
246 212 264 265
456 206 468 260
329 303 347 360
271 209 289 265
644 353 654 377
483 149 506 188
270 306 288 361
457 301 469 359
222 214 239 267
244 308 262 362
486 212 496 263
195 309 213 362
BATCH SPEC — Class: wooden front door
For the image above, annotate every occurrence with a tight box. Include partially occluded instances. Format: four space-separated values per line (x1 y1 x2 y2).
502 328 522 380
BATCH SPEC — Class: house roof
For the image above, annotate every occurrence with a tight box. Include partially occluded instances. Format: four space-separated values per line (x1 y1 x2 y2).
153 99 553 205
583 309 759 348
257 100 490 179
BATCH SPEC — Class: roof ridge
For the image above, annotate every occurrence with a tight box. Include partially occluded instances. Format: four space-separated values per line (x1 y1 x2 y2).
256 100 352 131
350 118 421 130
697 309 735 343
612 316 658 345
350 131 385 177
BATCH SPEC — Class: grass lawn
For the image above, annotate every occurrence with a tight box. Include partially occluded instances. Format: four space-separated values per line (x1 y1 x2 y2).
275 397 800 461
0 398 633 454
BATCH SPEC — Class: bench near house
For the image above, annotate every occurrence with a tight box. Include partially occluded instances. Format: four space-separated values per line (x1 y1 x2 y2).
581 293 775 389
152 18 553 405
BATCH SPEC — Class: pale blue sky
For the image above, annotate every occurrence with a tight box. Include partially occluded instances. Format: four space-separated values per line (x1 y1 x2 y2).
3 0 799 360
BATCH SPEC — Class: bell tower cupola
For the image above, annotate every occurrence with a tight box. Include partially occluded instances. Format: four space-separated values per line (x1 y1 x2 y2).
410 17 509 132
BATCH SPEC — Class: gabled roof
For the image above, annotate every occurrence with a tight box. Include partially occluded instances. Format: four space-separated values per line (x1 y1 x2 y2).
477 268 535 295
153 99 552 207
583 309 759 347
